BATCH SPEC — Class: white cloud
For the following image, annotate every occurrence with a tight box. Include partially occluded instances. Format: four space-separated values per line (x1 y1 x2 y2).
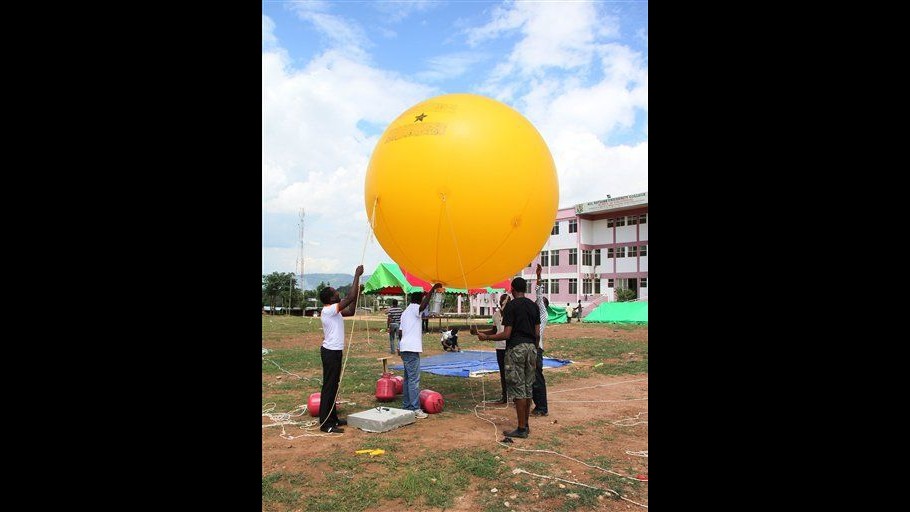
509 3 598 72
262 160 289 201
267 163 367 217
289 2 372 62
465 2 648 202
533 78 644 141
262 246 342 276
377 26 397 39
262 214 392 276
597 18 621 40
597 43 647 88
262 24 435 274
550 135 648 207
415 52 487 82
636 27 648 46
465 2 526 46
290 0 331 12
468 1 618 83
262 15 277 48
262 49 434 206
373 0 437 24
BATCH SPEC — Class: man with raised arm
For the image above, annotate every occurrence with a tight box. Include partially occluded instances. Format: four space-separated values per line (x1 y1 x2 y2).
316 265 364 433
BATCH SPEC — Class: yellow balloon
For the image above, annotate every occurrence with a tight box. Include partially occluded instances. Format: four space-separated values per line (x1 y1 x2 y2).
365 93 559 289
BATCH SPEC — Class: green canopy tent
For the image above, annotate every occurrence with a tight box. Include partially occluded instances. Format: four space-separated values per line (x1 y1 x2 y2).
582 301 648 324
361 262 424 295
363 262 509 296
399 267 510 295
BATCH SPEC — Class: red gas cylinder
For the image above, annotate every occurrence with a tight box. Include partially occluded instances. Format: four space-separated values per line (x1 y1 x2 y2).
307 392 340 417
376 374 396 402
390 375 404 395
418 389 445 414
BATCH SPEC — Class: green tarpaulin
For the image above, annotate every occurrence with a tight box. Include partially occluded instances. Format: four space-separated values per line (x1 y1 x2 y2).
488 303 568 324
547 304 568 324
583 301 648 324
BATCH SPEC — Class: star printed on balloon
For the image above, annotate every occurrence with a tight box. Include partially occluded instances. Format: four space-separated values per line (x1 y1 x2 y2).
414 113 427 122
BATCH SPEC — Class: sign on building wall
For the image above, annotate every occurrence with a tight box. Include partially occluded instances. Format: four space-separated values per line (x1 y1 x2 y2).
575 192 648 214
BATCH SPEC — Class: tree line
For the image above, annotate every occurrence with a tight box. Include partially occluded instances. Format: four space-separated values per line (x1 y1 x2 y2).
261 272 354 312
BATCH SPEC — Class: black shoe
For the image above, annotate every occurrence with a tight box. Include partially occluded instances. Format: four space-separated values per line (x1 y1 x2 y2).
335 419 348 426
320 425 344 434
531 409 548 416
502 428 529 438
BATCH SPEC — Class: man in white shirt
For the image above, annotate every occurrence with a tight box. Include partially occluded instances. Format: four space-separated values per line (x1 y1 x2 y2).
316 265 364 434
399 283 442 419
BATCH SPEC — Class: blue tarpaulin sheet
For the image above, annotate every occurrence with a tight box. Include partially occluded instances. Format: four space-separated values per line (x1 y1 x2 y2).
389 350 572 378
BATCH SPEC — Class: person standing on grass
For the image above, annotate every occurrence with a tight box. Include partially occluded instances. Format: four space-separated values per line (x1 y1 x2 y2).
472 293 511 404
316 265 364 434
566 302 573 322
532 264 549 417
386 299 403 354
475 276 539 439
399 283 441 419
421 306 430 333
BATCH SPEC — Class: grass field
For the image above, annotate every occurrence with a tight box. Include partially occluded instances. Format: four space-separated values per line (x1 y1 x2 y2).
262 315 648 511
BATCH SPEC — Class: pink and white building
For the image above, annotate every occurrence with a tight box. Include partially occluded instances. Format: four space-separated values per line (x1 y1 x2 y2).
466 192 648 316
519 192 648 312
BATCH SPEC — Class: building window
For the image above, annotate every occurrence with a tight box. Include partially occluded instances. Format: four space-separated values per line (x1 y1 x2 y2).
628 215 638 225
641 278 647 288
539 279 548 292
616 216 626 227
594 249 601 266
582 279 592 294
594 278 601 294
569 248 577 265
551 222 559 235
607 218 614 228
629 246 638 257
569 278 577 294
616 246 626 258
540 251 549 267
551 250 559 266
528 261 533 267
582 249 592 266
569 219 577 233
551 279 559 294
639 214 647 224
607 278 615 287
607 247 614 258
640 245 647 256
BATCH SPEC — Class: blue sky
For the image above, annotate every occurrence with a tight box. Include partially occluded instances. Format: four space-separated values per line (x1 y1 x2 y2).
263 0 648 277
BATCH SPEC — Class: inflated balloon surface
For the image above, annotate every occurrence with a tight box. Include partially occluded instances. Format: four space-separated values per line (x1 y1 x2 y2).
365 93 558 289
